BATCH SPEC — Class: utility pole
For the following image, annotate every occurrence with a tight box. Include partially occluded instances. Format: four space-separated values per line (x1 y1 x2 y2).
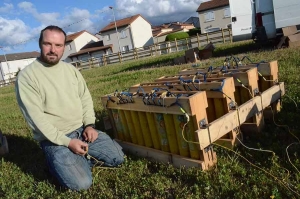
109 6 122 57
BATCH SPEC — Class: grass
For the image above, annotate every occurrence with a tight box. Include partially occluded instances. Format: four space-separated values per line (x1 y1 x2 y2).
0 40 300 198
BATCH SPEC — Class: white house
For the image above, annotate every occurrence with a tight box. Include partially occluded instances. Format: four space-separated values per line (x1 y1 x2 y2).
0 51 39 82
98 14 154 53
63 30 100 62
67 41 113 66
197 0 231 33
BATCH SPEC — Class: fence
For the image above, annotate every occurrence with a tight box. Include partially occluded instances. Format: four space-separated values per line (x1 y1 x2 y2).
0 77 16 87
71 28 232 71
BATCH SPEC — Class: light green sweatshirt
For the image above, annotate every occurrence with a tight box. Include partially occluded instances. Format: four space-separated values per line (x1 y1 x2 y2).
15 59 96 147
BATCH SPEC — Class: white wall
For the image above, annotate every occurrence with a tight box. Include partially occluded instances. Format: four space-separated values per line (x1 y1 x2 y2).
0 57 36 81
101 29 121 53
62 32 99 60
199 6 231 33
131 16 154 48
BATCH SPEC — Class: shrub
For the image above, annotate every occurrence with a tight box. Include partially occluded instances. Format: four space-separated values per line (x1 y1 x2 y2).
188 28 201 36
165 32 189 41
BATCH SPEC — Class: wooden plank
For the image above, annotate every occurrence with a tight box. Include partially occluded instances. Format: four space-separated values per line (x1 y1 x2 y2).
101 91 208 116
196 82 285 150
115 139 207 169
130 77 235 100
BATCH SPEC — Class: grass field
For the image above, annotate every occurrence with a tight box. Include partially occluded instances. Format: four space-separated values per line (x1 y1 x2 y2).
0 40 300 198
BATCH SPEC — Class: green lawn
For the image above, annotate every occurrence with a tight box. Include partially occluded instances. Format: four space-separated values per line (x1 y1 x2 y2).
0 40 299 198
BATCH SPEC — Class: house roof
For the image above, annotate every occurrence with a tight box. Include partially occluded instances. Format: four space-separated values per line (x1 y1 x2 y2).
197 0 229 12
154 28 185 37
66 30 97 43
81 41 104 50
184 16 200 28
0 51 40 62
99 14 151 33
68 44 113 57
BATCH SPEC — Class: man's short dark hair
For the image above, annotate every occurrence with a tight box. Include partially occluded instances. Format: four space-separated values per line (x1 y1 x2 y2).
39 25 67 48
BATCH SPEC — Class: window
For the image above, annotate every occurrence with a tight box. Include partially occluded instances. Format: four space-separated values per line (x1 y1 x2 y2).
224 8 231 18
106 34 110 41
204 11 215 22
121 30 127 38
68 44 72 51
122 45 130 52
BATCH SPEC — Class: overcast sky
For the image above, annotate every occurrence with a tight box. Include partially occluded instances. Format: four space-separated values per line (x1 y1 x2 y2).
0 0 204 54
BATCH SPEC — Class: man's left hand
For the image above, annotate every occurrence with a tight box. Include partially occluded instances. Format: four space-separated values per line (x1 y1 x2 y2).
83 126 98 143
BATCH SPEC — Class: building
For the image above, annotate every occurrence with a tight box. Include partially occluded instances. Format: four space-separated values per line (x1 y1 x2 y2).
0 51 39 82
196 0 231 33
98 14 153 53
63 30 100 62
184 16 200 29
67 41 113 67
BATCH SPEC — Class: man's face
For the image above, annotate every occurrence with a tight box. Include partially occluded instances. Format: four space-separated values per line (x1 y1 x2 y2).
40 29 65 65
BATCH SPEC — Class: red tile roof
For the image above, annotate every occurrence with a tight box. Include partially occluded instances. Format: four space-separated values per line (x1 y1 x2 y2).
66 30 97 43
99 14 151 33
0 51 40 62
197 0 229 12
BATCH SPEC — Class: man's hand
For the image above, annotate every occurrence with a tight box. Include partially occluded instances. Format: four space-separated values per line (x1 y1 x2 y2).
68 139 88 155
83 126 98 143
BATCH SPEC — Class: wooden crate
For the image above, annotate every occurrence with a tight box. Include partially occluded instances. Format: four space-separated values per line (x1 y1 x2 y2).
101 91 216 170
196 82 285 150
159 67 264 133
131 77 238 148
237 61 281 120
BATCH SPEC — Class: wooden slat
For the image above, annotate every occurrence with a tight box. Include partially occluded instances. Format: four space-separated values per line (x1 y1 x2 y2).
116 139 208 169
196 82 285 150
101 91 208 116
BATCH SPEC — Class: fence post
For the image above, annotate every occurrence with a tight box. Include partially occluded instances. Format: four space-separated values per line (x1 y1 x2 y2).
150 45 153 57
167 42 170 54
154 44 158 56
185 38 189 49
133 49 136 59
90 58 93 69
175 38 178 52
135 48 139 59
222 28 225 43
118 52 122 63
102 54 106 66
197 33 200 48
206 33 209 44
229 29 233 43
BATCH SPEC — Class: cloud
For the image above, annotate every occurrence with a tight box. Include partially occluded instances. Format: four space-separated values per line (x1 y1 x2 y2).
0 17 33 50
0 3 14 13
18 2 96 34
115 0 204 25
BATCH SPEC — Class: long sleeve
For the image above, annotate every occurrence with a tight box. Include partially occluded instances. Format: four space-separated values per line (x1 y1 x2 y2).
76 70 96 126
15 75 71 147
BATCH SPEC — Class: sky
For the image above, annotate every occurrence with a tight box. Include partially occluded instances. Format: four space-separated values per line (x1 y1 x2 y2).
0 0 204 55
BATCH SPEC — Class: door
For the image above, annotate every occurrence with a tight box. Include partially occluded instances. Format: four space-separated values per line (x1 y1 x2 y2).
229 0 255 41
255 0 276 39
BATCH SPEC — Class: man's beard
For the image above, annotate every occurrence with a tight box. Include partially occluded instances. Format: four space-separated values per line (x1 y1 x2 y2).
40 52 61 65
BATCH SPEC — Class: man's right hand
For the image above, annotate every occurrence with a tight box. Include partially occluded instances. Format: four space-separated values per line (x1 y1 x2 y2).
68 139 88 155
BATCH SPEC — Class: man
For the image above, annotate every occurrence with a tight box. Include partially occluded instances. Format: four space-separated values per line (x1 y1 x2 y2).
15 25 124 191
